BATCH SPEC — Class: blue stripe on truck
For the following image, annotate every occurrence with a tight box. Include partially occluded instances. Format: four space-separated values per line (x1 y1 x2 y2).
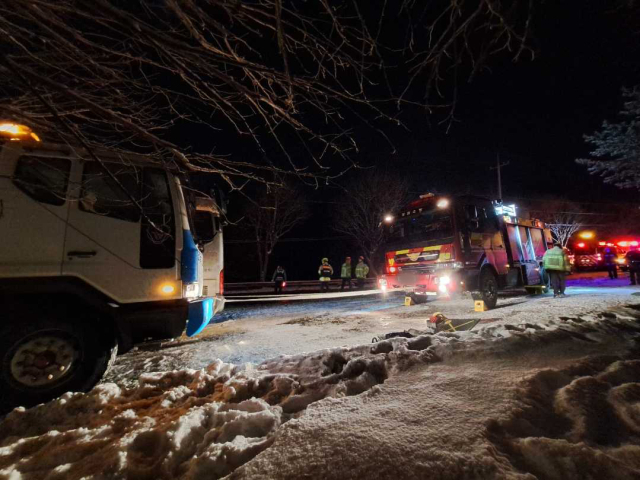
187 297 214 336
181 229 199 284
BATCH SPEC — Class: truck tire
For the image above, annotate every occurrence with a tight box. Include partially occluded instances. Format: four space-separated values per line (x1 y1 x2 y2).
479 270 499 309
0 311 118 414
409 293 429 305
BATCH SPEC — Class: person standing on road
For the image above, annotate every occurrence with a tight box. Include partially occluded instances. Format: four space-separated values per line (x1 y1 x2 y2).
271 265 287 294
318 258 333 292
542 242 571 297
340 256 353 291
603 247 618 279
625 248 640 285
355 256 370 289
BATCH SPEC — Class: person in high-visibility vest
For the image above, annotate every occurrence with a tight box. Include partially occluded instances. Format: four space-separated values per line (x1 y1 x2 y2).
318 258 333 292
542 243 571 297
355 256 370 289
340 256 353 291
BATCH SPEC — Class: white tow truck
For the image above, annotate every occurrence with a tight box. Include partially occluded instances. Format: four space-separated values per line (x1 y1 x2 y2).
0 123 225 411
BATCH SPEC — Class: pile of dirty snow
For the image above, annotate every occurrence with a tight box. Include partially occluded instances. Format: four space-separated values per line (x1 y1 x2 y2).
3 305 640 479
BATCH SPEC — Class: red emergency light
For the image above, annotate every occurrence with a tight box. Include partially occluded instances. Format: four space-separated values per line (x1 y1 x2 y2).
599 241 606 246
632 241 639 247
388 266 397 274
618 241 629 247
577 242 586 248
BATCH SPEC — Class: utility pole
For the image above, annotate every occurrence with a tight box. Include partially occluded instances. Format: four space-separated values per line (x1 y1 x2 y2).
490 153 509 201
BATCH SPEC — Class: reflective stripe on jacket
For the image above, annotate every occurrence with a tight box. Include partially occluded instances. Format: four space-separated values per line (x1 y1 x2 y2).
319 265 333 279
355 263 369 279
543 247 570 272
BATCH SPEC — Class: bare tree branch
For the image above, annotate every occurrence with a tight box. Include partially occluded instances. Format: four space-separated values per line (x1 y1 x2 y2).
333 171 409 274
244 183 310 280
1 0 532 189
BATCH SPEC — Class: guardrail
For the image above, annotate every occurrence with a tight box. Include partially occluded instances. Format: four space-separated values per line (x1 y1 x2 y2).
225 278 378 295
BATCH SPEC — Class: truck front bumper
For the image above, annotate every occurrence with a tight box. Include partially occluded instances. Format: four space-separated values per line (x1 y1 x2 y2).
186 295 225 337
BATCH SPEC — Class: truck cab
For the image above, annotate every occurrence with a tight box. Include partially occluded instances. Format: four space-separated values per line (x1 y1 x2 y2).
379 194 550 308
0 127 225 411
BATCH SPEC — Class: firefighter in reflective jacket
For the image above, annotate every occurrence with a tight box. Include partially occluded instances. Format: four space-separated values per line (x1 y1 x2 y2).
318 258 333 292
355 256 370 289
340 257 353 291
542 243 571 297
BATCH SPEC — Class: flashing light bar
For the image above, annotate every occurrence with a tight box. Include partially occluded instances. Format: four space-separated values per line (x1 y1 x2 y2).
599 241 606 246
0 122 40 142
494 204 517 216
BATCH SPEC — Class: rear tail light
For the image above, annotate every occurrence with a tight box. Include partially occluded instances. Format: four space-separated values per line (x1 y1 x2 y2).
219 269 224 295
387 265 397 274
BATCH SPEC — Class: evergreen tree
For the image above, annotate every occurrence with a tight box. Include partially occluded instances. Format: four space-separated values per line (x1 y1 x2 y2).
577 87 640 188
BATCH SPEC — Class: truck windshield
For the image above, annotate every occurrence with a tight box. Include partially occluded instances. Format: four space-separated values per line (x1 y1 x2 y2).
181 183 219 244
389 210 454 243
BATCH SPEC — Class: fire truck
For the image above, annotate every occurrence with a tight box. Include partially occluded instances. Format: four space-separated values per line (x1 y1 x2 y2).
378 194 552 309
570 240 603 271
571 239 636 271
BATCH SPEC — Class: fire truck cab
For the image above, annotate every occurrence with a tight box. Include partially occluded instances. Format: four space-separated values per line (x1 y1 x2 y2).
379 194 552 308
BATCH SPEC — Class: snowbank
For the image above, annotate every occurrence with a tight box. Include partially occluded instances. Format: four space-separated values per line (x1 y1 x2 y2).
2 305 640 479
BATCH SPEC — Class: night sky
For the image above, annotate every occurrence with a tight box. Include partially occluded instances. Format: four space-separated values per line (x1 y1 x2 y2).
225 1 640 281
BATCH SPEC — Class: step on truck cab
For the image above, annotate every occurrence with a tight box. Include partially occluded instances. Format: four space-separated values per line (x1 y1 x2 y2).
0 125 225 411
378 194 552 308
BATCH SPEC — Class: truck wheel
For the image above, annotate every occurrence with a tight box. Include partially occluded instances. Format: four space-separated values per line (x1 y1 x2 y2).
480 270 498 309
409 293 429 305
0 313 117 413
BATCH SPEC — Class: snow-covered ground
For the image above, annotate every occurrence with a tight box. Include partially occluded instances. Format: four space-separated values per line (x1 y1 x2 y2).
3 272 640 479
2 302 640 479
104 274 640 387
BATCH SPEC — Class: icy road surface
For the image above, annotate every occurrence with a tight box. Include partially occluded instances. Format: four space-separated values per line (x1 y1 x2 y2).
104 272 640 387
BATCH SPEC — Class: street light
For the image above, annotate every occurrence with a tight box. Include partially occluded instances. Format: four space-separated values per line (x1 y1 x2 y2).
436 198 449 209
384 214 394 223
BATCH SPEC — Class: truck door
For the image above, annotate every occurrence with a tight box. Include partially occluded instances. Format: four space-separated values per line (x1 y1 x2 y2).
62 162 180 303
463 204 508 276
193 209 223 298
0 151 72 278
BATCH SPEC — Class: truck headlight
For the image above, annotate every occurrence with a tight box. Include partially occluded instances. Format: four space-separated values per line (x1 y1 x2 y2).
183 283 199 299
439 275 451 285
